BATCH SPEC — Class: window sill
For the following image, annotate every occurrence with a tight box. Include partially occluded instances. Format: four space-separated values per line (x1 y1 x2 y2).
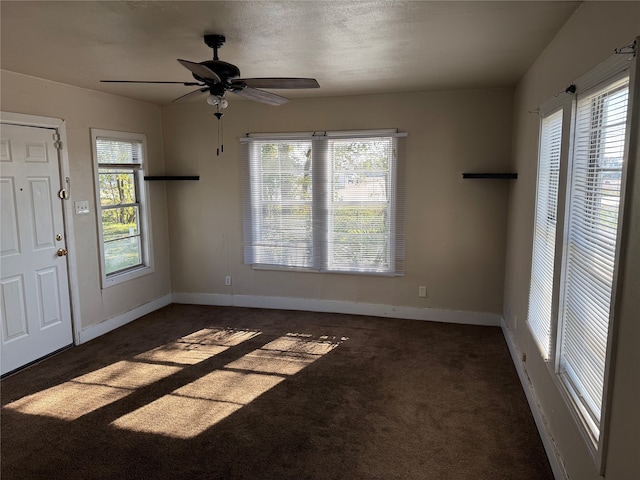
250 264 401 277
102 265 154 288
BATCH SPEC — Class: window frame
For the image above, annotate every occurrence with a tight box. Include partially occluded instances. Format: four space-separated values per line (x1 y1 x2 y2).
527 50 637 473
241 129 406 276
91 129 154 288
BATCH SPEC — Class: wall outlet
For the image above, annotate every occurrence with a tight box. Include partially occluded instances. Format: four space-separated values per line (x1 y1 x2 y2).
418 286 427 298
224 275 232 286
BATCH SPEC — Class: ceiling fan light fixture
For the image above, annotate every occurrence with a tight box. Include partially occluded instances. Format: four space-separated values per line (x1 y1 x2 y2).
206 95 228 108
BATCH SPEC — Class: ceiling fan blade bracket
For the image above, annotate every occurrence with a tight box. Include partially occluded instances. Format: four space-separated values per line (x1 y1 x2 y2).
229 81 247 91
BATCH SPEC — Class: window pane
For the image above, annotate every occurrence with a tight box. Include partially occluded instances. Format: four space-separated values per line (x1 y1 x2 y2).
255 203 313 267
332 139 389 172
329 138 393 272
259 142 312 201
104 237 142 275
99 170 137 206
96 139 142 164
331 206 389 270
102 206 140 242
250 141 313 268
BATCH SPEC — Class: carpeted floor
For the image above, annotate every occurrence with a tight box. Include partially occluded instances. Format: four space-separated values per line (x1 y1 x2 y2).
1 304 553 480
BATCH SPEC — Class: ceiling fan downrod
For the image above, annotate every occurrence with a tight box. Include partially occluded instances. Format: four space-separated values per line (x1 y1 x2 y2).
204 34 226 61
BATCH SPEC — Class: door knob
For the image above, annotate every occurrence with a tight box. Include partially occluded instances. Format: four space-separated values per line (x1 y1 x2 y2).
56 248 68 257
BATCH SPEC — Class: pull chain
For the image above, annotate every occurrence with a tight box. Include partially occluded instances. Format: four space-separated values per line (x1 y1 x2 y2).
214 107 224 156
220 112 224 155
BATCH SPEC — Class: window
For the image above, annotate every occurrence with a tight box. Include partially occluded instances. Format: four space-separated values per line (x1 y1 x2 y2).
91 129 152 286
558 74 628 442
527 51 635 466
241 130 405 275
528 108 563 359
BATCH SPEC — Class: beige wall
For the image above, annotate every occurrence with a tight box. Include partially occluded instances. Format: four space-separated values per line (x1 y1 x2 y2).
0 70 172 332
504 2 639 479
162 88 513 314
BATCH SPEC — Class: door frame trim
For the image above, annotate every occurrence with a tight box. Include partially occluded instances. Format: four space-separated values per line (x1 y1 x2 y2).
1 111 82 345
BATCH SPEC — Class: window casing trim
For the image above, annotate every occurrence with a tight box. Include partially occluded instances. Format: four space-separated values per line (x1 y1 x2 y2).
91 129 154 288
242 129 406 276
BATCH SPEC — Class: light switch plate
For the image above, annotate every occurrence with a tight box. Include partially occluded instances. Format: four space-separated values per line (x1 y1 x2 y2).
74 200 90 215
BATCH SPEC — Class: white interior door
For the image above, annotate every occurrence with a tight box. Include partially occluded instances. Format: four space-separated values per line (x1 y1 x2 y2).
1 123 73 375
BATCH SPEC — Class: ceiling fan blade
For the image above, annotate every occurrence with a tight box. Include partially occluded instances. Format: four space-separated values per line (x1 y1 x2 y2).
101 80 205 86
172 87 210 103
177 59 221 83
232 87 288 106
233 78 320 89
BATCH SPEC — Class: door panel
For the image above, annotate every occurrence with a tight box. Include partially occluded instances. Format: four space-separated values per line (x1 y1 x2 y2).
1 276 28 339
1 123 73 375
29 177 55 250
0 178 20 256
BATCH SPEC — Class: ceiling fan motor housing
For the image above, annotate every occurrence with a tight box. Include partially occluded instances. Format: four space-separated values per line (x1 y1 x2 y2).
198 60 241 84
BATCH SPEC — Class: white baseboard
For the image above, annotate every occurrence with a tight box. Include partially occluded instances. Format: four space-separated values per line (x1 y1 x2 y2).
76 293 499 346
501 318 566 480
171 292 501 326
77 294 172 344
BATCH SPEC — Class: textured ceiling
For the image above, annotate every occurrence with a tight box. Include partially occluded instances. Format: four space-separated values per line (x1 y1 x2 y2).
0 1 580 105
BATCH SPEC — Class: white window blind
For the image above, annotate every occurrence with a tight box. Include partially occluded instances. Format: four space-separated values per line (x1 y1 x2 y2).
558 74 629 439
528 109 563 359
242 130 405 275
245 139 314 268
328 137 396 271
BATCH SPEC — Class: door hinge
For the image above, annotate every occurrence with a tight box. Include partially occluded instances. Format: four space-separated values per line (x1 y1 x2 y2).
53 132 62 150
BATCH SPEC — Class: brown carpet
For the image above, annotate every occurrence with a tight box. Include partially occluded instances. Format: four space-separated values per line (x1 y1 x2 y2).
1 304 553 480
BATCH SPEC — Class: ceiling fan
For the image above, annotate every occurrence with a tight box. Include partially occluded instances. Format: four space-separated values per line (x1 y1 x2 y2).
101 34 320 106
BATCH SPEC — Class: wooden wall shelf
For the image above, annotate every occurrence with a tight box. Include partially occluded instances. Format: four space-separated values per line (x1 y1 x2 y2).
462 173 517 179
144 176 200 181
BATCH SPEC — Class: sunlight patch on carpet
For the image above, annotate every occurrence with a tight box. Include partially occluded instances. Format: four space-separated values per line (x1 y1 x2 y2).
110 334 345 438
225 335 339 375
134 342 227 365
110 370 285 438
134 328 260 365
180 328 261 347
2 328 261 422
3 361 180 420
